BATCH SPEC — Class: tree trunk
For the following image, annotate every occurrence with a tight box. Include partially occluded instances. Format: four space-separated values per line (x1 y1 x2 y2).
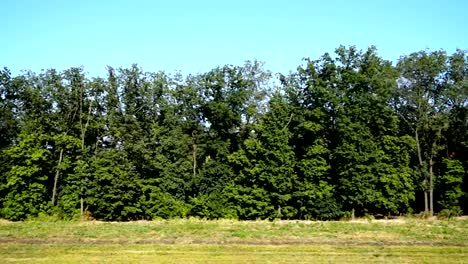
428 127 442 217
79 103 92 218
416 128 429 213
193 143 197 177
52 148 64 206
429 158 434 216
80 196 84 218
192 131 197 178
424 191 429 214
415 128 423 166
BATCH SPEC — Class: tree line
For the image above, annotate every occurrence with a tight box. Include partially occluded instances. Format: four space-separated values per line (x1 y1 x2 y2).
0 46 467 220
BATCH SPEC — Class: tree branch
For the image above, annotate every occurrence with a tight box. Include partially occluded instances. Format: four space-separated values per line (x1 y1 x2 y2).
282 113 294 131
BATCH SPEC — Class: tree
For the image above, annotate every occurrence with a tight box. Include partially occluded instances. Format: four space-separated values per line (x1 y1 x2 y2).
0 70 56 220
0 132 51 220
443 49 468 213
0 68 17 149
294 46 415 216
436 158 464 213
284 62 342 219
196 61 270 218
228 93 297 219
396 50 451 215
0 48 466 221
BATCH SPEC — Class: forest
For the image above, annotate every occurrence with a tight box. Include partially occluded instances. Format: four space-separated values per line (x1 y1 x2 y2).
0 46 467 221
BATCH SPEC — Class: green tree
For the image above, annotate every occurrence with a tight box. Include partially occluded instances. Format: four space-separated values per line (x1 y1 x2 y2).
0 132 51 220
396 50 451 215
436 158 464 213
283 63 342 219
442 49 468 213
0 68 17 149
295 46 415 216
228 93 296 219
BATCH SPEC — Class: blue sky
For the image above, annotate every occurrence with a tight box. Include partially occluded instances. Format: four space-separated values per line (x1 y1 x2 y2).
2 0 467 76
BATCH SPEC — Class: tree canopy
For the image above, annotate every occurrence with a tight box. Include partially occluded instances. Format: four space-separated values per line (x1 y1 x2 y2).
1 46 467 220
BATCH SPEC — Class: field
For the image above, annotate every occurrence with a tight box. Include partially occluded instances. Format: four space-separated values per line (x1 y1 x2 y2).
1 217 467 263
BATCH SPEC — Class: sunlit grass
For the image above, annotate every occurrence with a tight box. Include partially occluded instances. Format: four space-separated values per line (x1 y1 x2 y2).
1 218 467 245
1 244 467 263
1 218 467 263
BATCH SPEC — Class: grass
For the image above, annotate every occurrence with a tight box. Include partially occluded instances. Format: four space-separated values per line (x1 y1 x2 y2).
1 218 468 263
2 244 467 263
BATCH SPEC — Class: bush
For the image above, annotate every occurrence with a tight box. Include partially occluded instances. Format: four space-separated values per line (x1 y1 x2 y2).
437 208 462 220
189 192 237 219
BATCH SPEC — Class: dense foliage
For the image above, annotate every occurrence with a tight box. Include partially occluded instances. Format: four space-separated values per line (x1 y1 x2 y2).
1 46 467 220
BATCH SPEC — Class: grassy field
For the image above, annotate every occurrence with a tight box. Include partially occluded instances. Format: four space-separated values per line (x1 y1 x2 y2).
1 217 467 263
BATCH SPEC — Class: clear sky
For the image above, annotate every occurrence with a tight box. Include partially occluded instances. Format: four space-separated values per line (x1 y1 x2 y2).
2 0 467 76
